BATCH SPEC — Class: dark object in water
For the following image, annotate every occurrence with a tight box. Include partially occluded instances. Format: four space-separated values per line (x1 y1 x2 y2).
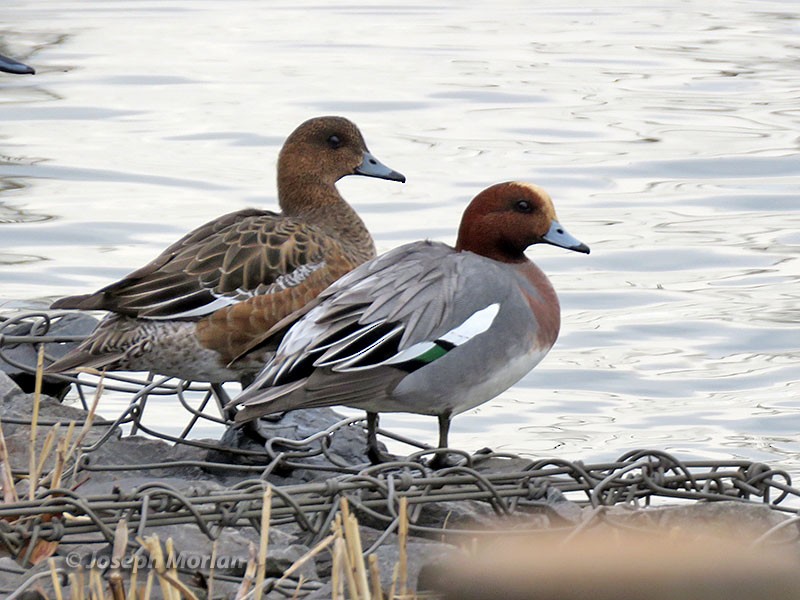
0 53 35 75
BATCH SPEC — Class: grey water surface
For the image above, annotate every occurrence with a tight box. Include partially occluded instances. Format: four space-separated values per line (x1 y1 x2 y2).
1 1 799 473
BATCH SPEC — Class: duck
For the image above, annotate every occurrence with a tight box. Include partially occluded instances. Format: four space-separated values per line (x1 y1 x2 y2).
46 116 405 385
0 53 34 74
228 181 590 465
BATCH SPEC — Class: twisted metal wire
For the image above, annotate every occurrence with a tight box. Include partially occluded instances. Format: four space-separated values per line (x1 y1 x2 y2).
2 310 800 593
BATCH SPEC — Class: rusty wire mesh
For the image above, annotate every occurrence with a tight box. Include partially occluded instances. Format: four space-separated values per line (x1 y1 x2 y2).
2 310 800 595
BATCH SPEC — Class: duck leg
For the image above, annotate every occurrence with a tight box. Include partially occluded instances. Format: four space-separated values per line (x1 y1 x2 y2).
212 383 238 422
366 411 394 464
428 412 453 470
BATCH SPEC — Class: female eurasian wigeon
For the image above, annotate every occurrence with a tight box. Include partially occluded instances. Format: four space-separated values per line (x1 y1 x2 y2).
47 116 405 384
228 181 589 464
0 53 34 74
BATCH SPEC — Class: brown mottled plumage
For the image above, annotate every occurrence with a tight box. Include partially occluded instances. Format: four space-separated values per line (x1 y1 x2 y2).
47 116 405 383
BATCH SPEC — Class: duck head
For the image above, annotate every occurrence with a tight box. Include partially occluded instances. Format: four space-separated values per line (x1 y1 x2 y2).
455 181 590 263
277 116 405 190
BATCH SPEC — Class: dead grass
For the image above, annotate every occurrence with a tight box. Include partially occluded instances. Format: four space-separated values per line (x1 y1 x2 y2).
1 358 428 599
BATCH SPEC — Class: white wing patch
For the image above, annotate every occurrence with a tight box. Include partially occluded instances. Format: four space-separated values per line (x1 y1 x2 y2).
439 303 500 346
382 302 500 366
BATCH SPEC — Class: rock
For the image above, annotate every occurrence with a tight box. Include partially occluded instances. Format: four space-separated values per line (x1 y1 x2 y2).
0 372 23 404
604 500 796 542
0 391 115 477
542 486 584 525
73 436 208 484
59 522 317 595
0 556 26 597
73 475 227 497
302 581 333 599
413 498 504 530
353 493 551 537
0 387 112 438
211 408 383 476
1 556 69 599
143 523 316 581
0 313 99 400
374 538 461 595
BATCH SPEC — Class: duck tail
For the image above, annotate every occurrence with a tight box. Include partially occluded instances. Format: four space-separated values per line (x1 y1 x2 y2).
51 293 105 311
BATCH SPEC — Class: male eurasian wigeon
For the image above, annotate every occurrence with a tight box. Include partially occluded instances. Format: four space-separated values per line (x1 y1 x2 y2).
47 116 405 384
0 53 34 74
228 181 589 465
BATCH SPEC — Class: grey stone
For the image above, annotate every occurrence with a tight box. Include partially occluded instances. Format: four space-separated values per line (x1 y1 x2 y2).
212 408 383 477
374 540 460 594
143 523 317 581
542 486 584 524
303 581 333 599
75 435 209 483
0 556 26 596
0 388 112 438
1 556 69 599
605 500 797 542
354 494 547 535
74 475 227 497
0 372 23 404
414 498 504 530
251 408 376 468
0 395 114 480
0 313 99 399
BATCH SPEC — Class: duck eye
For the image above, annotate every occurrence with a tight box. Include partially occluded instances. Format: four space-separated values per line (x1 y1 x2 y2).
327 135 342 149
514 199 533 213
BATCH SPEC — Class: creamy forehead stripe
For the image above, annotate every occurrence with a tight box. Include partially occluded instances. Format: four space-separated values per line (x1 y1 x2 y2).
514 182 557 218
515 182 550 199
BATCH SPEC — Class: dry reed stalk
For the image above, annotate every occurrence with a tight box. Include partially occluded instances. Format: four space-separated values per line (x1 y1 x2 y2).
49 421 75 490
388 563 399 600
331 515 345 600
207 539 218 600
341 498 370 599
17 348 61 565
34 423 59 485
90 565 104 600
398 497 409 597
291 575 305 600
166 537 180 600
66 373 104 460
108 518 128 600
254 486 272 600
335 513 361 599
143 568 155 600
69 567 85 600
368 554 383 600
236 542 258 599
127 555 139 600
49 558 64 600
0 419 19 503
274 534 334 588
137 534 199 600
28 344 45 502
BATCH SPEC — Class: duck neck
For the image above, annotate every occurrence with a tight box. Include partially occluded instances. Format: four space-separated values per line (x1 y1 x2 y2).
278 173 376 262
455 223 529 264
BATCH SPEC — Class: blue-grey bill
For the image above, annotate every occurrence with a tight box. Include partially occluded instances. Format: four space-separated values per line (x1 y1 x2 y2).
542 220 590 254
355 150 406 183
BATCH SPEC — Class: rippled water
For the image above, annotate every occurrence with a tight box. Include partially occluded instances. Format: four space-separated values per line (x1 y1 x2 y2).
2 2 799 473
